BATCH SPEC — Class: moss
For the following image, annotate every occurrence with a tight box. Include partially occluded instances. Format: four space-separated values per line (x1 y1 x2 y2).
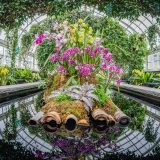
44 73 67 99
94 98 117 116
105 99 117 115
54 93 73 102
42 99 88 121
44 73 99 99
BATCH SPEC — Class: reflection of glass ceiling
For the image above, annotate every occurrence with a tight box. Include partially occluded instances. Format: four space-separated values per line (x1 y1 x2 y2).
0 93 160 159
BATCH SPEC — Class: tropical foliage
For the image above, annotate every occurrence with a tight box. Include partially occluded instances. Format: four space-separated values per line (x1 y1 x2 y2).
0 66 41 86
129 69 160 88
129 69 154 85
0 0 159 29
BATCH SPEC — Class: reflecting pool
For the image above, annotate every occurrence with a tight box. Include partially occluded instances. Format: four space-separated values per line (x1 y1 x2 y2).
0 91 160 160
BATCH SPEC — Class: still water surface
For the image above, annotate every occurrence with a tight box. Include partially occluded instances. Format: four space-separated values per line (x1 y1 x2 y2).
0 91 160 159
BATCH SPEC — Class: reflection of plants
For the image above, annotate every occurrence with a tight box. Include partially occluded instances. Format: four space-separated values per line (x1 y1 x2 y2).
20 106 32 127
0 140 39 160
112 94 146 131
34 93 44 112
102 145 160 160
144 119 158 143
2 105 18 141
28 125 42 135
36 136 112 159
107 127 125 141
27 125 52 143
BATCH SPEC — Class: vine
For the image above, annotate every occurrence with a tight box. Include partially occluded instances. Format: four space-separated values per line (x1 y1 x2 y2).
147 24 160 50
5 28 18 68
0 0 160 29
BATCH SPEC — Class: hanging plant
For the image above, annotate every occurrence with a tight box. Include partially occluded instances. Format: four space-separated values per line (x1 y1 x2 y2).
147 24 160 50
5 28 18 68
0 0 160 29
144 119 158 143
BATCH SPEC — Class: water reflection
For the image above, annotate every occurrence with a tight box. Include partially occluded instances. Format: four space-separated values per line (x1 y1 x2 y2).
0 92 160 159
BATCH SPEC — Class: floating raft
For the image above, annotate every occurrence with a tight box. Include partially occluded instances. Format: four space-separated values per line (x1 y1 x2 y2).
28 74 130 133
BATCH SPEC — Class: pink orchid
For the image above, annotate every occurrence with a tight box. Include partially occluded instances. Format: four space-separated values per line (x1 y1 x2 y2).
115 66 123 74
62 48 80 60
56 66 67 74
109 65 115 71
102 53 112 62
103 49 109 55
38 34 45 39
35 38 42 44
85 45 91 53
50 54 60 62
101 62 108 70
68 58 76 65
89 52 97 57
115 77 121 85
75 63 94 76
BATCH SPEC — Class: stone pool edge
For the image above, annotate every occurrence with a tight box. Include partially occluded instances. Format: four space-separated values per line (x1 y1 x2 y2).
113 83 160 106
0 82 42 103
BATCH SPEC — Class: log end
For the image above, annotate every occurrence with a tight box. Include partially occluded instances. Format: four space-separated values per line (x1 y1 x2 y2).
64 114 78 131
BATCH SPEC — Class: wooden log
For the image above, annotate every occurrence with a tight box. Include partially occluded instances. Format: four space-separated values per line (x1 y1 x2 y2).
107 115 116 127
41 111 61 123
42 123 57 133
114 109 130 127
40 111 61 132
78 119 90 127
28 111 44 125
91 109 109 122
64 114 78 131
41 99 90 129
91 109 109 131
104 98 130 127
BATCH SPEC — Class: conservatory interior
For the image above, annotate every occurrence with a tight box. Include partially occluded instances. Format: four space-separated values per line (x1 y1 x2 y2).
0 1 160 160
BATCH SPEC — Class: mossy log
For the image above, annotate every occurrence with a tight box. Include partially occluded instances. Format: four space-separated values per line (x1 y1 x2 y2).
92 98 130 127
40 99 89 132
28 74 130 134
28 111 44 125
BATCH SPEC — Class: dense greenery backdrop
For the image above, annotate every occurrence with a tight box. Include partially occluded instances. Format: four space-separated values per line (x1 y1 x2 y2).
0 0 159 29
20 10 148 77
0 1 159 78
